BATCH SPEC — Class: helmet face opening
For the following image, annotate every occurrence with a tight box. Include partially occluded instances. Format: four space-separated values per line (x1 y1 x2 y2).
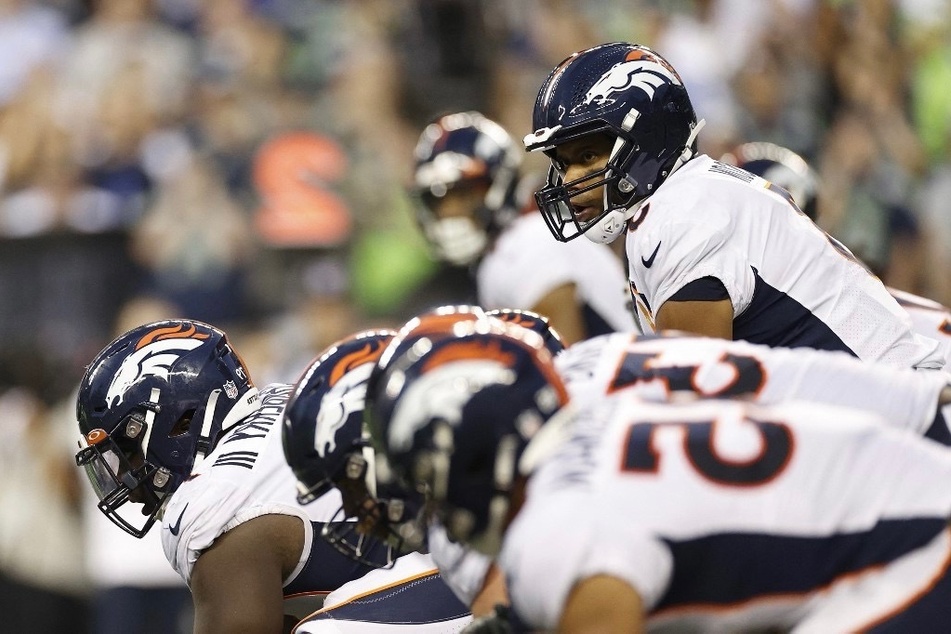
535 161 627 243
76 424 170 538
316 451 426 569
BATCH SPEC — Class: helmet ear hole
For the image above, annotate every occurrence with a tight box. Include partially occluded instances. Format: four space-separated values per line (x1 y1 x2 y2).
169 410 194 437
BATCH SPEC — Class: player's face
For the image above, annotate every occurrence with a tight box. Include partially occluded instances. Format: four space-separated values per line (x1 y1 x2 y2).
550 134 614 222
337 475 382 535
427 180 489 220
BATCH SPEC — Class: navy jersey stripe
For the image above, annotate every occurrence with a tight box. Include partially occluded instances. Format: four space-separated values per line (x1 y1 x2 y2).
655 518 948 611
307 571 469 624
733 269 856 355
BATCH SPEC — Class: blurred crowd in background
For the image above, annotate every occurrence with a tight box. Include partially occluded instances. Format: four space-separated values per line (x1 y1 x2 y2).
1 0 950 631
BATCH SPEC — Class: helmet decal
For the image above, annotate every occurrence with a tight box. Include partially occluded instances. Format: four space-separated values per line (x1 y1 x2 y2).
329 342 388 387
105 336 206 409
134 323 210 350
387 357 517 454
314 361 375 458
576 58 683 114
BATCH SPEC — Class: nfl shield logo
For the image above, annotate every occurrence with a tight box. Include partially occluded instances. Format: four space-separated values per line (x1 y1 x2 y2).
224 380 238 399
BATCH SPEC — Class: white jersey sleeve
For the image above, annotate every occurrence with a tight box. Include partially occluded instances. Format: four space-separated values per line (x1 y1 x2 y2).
890 287 951 345
556 332 947 436
161 383 343 584
478 213 636 334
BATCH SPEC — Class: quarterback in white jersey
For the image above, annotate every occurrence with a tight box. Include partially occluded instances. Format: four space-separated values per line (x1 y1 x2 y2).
369 318 951 633
523 43 944 369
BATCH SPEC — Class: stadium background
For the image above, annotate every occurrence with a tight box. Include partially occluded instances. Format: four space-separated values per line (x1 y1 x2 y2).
0 0 949 631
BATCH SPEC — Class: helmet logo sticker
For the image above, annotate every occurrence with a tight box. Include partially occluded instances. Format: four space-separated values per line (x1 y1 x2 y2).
314 363 375 457
105 335 207 409
387 358 516 454
573 59 683 115
329 342 387 387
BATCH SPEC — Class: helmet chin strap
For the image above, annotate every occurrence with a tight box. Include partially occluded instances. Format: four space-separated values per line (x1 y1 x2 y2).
584 118 707 246
669 118 706 177
193 388 221 469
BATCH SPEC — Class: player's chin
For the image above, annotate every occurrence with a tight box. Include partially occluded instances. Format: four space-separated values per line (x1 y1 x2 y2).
574 205 602 224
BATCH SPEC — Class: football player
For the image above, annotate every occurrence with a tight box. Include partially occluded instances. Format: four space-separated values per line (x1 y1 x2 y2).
523 42 946 370
281 329 471 632
412 110 637 344
370 318 951 632
73 319 468 633
284 308 553 624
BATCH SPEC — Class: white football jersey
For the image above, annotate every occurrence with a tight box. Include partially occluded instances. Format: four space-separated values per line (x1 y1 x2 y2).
556 332 947 437
625 155 946 369
478 212 637 336
161 383 349 588
501 395 951 631
161 383 471 626
889 286 951 346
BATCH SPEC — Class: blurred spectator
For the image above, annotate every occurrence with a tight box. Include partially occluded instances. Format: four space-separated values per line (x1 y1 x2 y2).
0 368 89 634
130 148 255 325
0 0 69 108
814 0 928 290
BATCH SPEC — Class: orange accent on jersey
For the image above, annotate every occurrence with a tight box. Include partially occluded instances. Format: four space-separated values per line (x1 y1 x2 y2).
329 343 385 387
135 324 209 350
303 570 439 616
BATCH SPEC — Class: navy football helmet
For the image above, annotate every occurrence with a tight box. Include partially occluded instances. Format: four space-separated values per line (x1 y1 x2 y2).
412 111 521 266
725 141 819 221
75 320 260 538
523 42 704 244
368 316 569 556
485 308 565 357
282 329 424 568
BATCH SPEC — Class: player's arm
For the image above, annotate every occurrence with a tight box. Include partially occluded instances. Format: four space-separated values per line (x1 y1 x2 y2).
532 282 587 346
190 514 305 634
558 575 645 633
655 277 733 339
469 561 509 617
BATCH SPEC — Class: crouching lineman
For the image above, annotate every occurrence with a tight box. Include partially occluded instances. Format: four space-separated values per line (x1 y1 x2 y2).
369 316 951 632
280 328 471 632
74 319 467 634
